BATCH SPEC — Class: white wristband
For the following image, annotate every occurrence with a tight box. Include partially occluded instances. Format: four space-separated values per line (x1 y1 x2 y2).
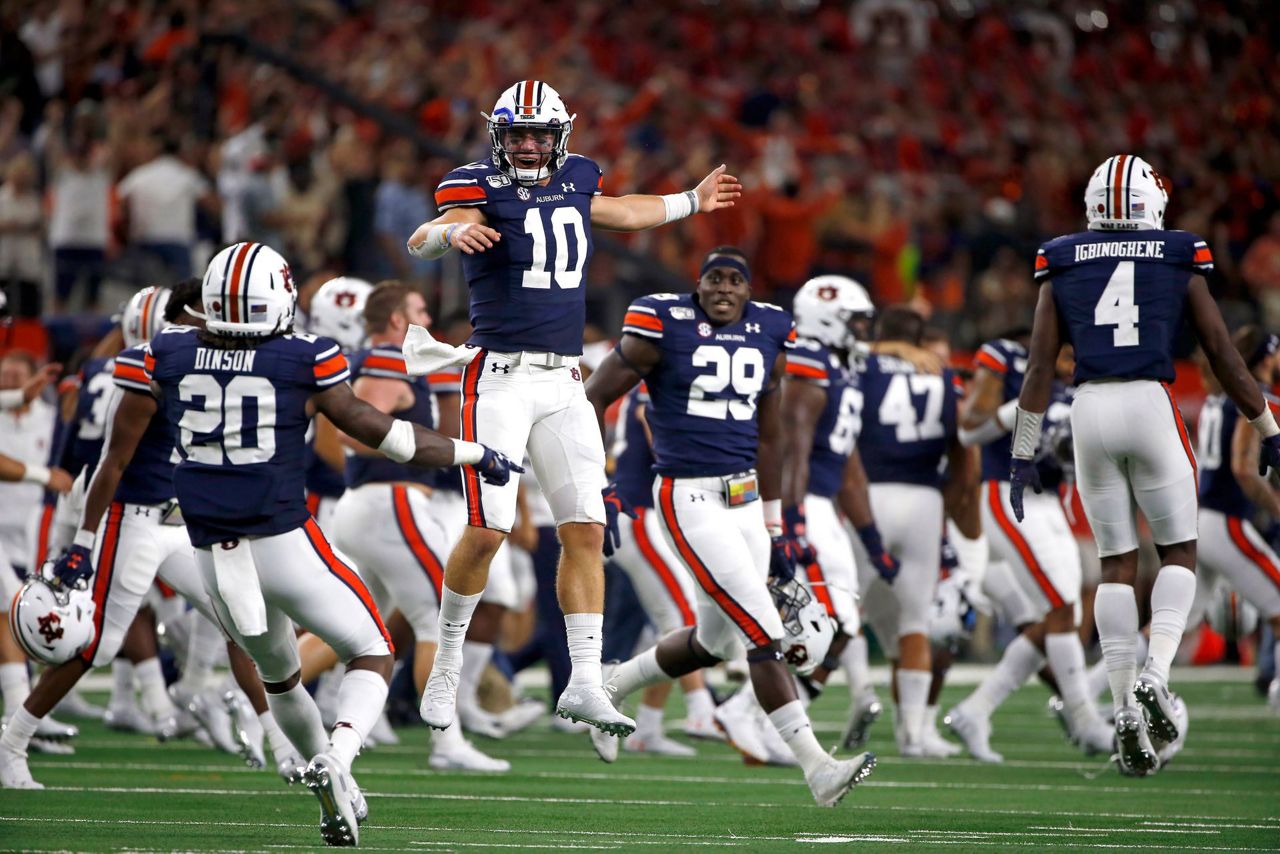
74 529 96 550
451 439 485 466
763 498 782 536
660 190 699 224
0 388 22 410
1249 407 1280 439
1010 406 1044 460
994 399 1020 431
408 224 455 260
377 419 417 463
21 464 51 486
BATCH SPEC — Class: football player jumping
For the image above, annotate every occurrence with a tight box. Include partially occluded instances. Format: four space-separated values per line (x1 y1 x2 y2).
582 247 876 807
406 80 740 738
1013 155 1280 776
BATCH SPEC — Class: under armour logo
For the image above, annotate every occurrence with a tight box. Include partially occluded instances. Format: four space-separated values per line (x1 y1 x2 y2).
37 613 64 644
745 323 762 334
135 506 149 516
690 494 706 502
491 362 511 374
562 182 576 192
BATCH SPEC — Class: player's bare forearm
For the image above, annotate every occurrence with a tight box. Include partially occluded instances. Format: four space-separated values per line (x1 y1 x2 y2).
1018 283 1061 413
0 454 28 482
436 392 462 440
779 377 825 507
311 413 345 473
942 438 974 520
584 336 660 439
1230 418 1280 517
82 391 155 534
962 369 1004 429
755 354 787 502
590 166 741 231
837 450 875 528
314 382 453 469
1189 277 1267 419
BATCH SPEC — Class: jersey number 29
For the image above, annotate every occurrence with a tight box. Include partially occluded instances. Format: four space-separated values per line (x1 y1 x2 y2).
687 346 765 420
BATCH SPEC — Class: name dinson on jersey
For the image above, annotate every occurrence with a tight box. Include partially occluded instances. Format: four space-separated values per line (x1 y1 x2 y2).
1073 240 1166 262
193 348 258 372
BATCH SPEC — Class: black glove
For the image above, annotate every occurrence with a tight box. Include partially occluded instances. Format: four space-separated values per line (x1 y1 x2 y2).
1009 457 1043 523
601 483 637 558
1260 434 1280 477
856 524 900 584
50 544 93 590
769 535 797 583
476 446 524 486
782 505 817 568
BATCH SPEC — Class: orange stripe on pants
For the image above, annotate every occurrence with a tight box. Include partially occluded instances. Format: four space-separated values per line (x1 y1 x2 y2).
986 480 1065 610
302 518 394 652
392 485 444 600
82 502 125 664
1227 517 1280 592
632 507 696 627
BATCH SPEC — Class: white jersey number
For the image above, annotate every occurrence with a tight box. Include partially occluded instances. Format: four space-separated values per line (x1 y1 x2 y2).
522 207 587 290
1197 398 1223 472
178 375 277 465
77 370 117 442
1095 261 1140 347
828 387 864 455
687 346 765 421
878 374 945 443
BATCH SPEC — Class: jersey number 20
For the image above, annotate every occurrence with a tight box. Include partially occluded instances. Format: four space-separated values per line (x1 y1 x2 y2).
178 375 276 465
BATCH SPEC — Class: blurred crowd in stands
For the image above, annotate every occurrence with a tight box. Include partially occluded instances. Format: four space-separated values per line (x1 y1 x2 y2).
1 0 1278 356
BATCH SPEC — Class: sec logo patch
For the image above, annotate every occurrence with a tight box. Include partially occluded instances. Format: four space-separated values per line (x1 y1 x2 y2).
697 322 712 338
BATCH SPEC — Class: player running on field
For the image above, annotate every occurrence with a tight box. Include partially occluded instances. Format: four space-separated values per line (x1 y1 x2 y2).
1013 155 1280 776
404 80 741 738
583 247 876 807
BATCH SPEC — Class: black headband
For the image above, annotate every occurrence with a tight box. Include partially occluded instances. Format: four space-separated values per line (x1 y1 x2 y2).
699 256 751 282
1248 333 1280 368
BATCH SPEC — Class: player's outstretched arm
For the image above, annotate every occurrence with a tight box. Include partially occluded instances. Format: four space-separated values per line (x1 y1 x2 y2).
1229 415 1280 518
406 206 500 259
590 165 742 232
313 381 456 469
779 374 825 509
584 335 661 439
1188 276 1267 420
0 452 71 492
80 390 156 541
0 362 61 410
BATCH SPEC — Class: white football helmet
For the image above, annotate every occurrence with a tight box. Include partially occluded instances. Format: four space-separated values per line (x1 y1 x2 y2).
120 286 172 348
308 277 374 353
793 275 875 352
769 577 835 676
929 570 977 646
1085 154 1168 231
201 242 296 338
10 576 97 666
483 80 576 184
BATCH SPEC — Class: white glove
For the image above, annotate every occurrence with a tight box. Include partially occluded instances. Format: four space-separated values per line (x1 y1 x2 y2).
402 324 478 378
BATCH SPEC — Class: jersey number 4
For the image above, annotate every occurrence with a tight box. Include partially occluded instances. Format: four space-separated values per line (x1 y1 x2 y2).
522 207 586 290
1094 261 1139 347
178 375 276 465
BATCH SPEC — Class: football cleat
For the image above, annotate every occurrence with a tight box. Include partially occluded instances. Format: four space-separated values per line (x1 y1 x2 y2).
54 690 104 720
713 692 770 765
1047 695 1072 740
555 684 635 738
459 703 507 740
841 691 882 750
499 698 545 735
681 712 725 742
589 726 619 763
624 732 696 757
303 753 359 847
1113 706 1160 777
34 716 78 742
274 749 307 785
428 737 511 772
806 751 876 808
27 737 74 756
352 784 369 824
1150 692 1189 766
420 665 461 731
180 688 239 755
0 744 41 789
1070 713 1117 757
103 702 154 735
1133 673 1180 743
224 691 266 769
920 721 962 758
943 705 1003 763
549 714 591 734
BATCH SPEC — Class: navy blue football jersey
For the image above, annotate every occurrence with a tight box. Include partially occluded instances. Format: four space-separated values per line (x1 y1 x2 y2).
143 326 351 546
622 294 795 477
435 155 603 355
786 338 862 499
610 384 655 509
345 344 437 490
858 354 959 488
110 347 178 505
59 356 115 479
973 338 1072 488
1197 391 1255 518
1037 229 1213 384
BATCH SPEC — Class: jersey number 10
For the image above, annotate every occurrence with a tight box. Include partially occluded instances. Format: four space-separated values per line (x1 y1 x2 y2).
522 207 586 290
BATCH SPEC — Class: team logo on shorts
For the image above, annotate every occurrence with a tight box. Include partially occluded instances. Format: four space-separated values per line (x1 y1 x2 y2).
697 322 712 338
517 187 531 201
487 174 512 188
570 366 581 382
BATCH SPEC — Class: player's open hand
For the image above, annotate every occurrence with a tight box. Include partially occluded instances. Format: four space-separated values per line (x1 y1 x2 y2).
476 446 523 486
447 222 501 256
1009 457 1042 523
1260 434 1280 477
695 164 742 214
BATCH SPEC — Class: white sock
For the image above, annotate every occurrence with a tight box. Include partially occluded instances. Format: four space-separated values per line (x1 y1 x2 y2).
111 659 136 709
259 710 296 761
134 658 175 719
459 640 493 710
925 704 941 734
330 669 389 769
1045 631 1093 721
1086 630 1144 700
266 683 329 760
896 669 931 745
176 613 224 696
564 612 604 688
431 720 464 751
1135 631 1150 669
684 687 714 721
840 635 871 700
0 706 39 753
609 647 666 699
0 662 30 717
1146 565 1197 684
636 703 664 737
437 587 481 667
1095 583 1139 710
962 633 1043 717
767 699 826 775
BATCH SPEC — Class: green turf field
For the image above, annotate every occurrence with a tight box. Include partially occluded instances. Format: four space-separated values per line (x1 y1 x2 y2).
4 670 1278 852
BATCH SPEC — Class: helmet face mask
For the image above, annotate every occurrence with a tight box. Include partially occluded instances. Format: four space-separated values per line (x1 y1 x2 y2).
768 577 835 676
484 81 575 185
